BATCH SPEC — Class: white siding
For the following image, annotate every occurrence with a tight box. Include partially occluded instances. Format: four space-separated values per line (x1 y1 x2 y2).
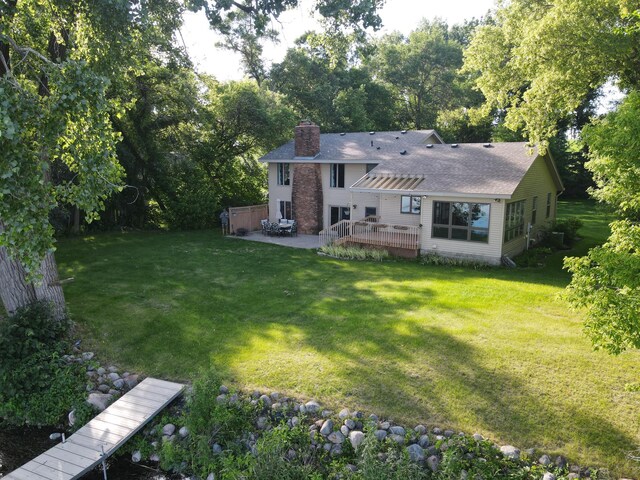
379 194 422 226
502 155 559 258
351 192 380 219
322 163 368 228
268 163 292 222
420 197 505 264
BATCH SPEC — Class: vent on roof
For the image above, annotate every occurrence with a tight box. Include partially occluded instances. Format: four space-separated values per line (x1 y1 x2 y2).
340 132 346 136
483 143 492 148
376 146 381 150
395 136 399 139
400 150 407 155
369 131 375 135
426 144 433 148
370 140 374 147
401 130 407 134
451 144 459 148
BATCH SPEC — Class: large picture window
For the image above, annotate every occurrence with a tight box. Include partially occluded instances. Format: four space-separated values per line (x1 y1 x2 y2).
401 195 421 214
432 201 490 243
277 163 290 186
330 163 345 188
504 200 525 242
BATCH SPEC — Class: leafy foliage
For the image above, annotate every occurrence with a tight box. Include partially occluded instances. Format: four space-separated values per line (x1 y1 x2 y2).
319 244 389 261
0 302 85 425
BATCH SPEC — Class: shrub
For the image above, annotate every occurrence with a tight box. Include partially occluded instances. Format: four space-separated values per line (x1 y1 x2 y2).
0 302 86 426
319 244 390 261
514 247 553 268
419 253 490 270
540 217 584 248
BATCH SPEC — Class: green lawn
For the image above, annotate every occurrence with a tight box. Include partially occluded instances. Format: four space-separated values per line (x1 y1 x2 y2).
57 200 639 476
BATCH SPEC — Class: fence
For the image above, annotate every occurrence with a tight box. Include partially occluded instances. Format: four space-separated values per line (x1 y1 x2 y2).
319 219 419 251
229 205 268 234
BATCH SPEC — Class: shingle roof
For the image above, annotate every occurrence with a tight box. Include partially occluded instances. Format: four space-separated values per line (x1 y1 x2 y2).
352 142 540 197
259 130 443 162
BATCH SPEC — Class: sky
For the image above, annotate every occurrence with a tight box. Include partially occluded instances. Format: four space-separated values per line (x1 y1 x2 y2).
180 0 497 81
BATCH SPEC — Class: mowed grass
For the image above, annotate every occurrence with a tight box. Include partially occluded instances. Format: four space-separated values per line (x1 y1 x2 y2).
57 200 639 476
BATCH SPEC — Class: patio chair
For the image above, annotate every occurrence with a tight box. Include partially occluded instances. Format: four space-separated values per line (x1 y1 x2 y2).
268 222 281 236
290 221 297 237
260 219 269 236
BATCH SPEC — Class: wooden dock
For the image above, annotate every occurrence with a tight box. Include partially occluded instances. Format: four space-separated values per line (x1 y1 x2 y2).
4 377 184 480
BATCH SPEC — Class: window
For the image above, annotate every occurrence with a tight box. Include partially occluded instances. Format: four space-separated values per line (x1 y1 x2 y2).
364 206 377 218
546 192 552 218
330 206 350 225
531 196 538 225
277 163 290 186
504 200 525 242
277 200 292 220
366 163 378 173
432 201 490 243
401 195 421 214
330 163 345 188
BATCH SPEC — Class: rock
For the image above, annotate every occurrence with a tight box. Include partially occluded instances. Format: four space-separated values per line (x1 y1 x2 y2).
542 473 556 480
389 426 405 436
256 416 268 429
150 454 160 462
82 352 95 361
369 414 379 422
418 434 430 448
87 393 112 412
179 426 189 438
320 420 334 436
206 474 215 480
49 432 62 441
68 410 76 426
389 434 405 445
426 455 439 472
229 394 239 404
256 394 270 407
108 365 118 373
330 443 342 456
219 385 229 394
108 389 119 396
212 443 223 454
432 427 442 435
286 448 296 460
271 402 282 410
379 421 390 430
539 454 552 466
344 419 355 430
374 429 387 441
406 444 425 463
122 372 129 377
569 465 581 474
162 423 176 436
500 445 520 460
291 416 300 427
270 392 280 401
338 408 350 419
323 442 332 452
113 379 125 390
414 425 427 435
132 450 142 463
349 431 365 449
216 394 227 404
555 456 567 468
299 404 307 414
321 409 332 418
327 431 345 444
340 425 350 437
107 372 120 382
305 400 320 413
97 367 106 375
525 448 536 457
346 464 358 473
98 384 110 393
566 474 579 480
473 433 484 441
125 374 139 389
444 429 455 438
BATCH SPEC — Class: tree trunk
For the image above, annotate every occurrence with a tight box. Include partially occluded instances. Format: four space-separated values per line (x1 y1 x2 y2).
33 252 66 321
0 246 37 316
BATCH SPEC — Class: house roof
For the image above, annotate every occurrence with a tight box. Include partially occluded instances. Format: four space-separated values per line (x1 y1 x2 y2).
259 129 443 163
351 142 556 198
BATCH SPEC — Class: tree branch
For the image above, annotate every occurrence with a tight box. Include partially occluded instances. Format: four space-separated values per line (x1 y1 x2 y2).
0 34 59 67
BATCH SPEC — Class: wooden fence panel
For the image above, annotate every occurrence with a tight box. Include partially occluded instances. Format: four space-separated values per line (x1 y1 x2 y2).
229 205 268 233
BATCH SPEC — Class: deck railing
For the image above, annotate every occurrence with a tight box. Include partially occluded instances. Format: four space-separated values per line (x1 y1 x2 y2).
319 219 420 250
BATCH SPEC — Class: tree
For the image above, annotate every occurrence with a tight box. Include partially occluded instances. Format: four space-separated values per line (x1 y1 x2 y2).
463 0 640 353
368 20 464 129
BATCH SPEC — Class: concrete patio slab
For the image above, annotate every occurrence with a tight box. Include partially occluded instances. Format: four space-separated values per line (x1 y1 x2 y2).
228 231 320 249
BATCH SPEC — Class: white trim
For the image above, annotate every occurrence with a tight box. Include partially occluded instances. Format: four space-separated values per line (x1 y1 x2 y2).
350 188 511 199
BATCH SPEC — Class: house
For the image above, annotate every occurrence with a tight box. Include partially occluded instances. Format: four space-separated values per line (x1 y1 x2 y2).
260 121 564 264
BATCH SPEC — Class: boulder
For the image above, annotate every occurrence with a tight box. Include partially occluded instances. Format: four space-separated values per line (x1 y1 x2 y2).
338 408 350 419
179 426 189 438
389 426 405 436
418 434 430 448
125 374 139 390
87 393 112 412
320 419 334 436
132 450 142 463
327 431 345 444
539 454 552 466
305 400 320 413
162 424 176 436
426 455 439 472
374 430 387 441
414 425 427 435
542 473 556 480
349 431 365 449
406 444 425 463
389 434 405 445
500 445 520 460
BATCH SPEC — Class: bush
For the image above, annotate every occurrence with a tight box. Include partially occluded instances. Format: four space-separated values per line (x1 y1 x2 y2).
0 302 86 426
540 217 584 248
419 253 490 270
319 244 390 261
514 247 553 268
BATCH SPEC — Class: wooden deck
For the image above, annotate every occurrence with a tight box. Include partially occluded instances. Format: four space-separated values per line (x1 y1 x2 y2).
4 377 184 480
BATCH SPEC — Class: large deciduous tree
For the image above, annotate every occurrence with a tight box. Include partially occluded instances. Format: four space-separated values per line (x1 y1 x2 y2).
463 0 640 353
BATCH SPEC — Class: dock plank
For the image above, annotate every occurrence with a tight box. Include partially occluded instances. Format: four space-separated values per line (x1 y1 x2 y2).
5 377 184 480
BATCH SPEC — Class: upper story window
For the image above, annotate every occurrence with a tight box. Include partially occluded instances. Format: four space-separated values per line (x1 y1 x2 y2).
401 195 421 214
432 201 490 243
277 163 290 186
366 163 378 174
504 200 525 242
546 192 552 218
330 163 345 188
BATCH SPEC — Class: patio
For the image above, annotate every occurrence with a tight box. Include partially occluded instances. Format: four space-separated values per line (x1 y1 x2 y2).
229 231 320 249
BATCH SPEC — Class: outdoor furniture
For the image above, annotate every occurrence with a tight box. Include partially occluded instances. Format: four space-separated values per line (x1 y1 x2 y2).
260 219 269 236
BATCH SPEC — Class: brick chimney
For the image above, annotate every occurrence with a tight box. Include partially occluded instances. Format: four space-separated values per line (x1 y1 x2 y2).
294 121 320 157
